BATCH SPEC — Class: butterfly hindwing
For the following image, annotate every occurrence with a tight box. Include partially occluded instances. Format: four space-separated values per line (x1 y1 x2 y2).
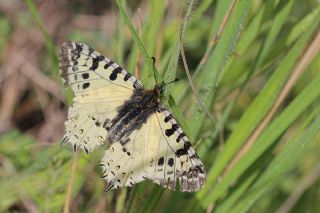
99 105 206 192
60 41 142 152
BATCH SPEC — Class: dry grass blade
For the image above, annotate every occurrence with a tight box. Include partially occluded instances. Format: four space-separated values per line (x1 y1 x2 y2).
17 54 65 102
224 29 320 174
63 153 79 213
179 0 216 127
179 35 216 126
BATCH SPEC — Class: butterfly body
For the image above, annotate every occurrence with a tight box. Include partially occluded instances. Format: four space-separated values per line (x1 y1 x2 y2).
107 86 161 144
59 41 206 192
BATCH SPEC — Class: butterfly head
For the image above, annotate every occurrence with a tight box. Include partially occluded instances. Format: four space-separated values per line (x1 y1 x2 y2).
153 78 179 98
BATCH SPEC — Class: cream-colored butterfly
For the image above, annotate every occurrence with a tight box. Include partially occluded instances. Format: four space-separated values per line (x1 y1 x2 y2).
59 41 206 192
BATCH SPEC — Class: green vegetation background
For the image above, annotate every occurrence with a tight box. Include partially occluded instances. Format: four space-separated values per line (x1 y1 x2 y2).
0 0 319 212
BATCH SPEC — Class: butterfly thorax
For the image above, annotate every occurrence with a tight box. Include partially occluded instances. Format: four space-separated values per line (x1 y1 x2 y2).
106 85 162 144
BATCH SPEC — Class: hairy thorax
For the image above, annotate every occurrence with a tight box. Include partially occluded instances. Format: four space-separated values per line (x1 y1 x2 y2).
106 87 161 144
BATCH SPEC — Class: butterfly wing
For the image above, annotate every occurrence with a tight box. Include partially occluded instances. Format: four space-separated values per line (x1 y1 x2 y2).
60 41 142 153
100 105 206 192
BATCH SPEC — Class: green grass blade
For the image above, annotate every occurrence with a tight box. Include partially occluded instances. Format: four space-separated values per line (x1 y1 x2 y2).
188 0 252 140
24 0 58 73
163 0 194 93
115 0 156 85
286 5 320 46
252 1 294 71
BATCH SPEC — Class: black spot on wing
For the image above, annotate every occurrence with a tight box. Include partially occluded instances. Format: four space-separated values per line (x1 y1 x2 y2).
109 67 123 81
158 157 164 166
82 73 89 79
124 73 131 81
176 133 186 142
176 141 192 157
82 82 90 89
165 124 179 137
104 61 114 69
184 141 192 150
164 114 173 123
103 119 111 130
75 43 82 53
91 55 105 71
120 138 130 146
84 147 89 154
168 158 174 167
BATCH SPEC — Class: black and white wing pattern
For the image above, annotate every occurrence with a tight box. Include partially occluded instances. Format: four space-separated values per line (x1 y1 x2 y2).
60 41 206 192
99 106 206 192
59 41 142 153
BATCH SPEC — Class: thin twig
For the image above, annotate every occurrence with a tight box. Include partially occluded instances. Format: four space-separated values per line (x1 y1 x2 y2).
224 30 320 174
179 0 216 126
63 153 79 213
16 53 65 102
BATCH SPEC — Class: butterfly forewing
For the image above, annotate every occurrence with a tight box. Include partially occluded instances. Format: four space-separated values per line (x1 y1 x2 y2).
60 41 142 152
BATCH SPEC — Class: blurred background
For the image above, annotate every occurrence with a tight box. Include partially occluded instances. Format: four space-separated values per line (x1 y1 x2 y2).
0 0 319 212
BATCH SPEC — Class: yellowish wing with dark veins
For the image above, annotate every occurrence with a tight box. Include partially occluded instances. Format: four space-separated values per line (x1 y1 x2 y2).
99 106 206 192
59 41 142 153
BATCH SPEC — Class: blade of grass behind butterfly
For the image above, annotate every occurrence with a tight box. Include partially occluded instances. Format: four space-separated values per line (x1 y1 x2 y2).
216 104 320 213
231 114 320 213
115 0 158 85
114 0 126 66
139 0 165 87
163 0 199 92
24 0 59 75
187 0 251 141
125 0 165 86
198 14 320 202
127 0 166 88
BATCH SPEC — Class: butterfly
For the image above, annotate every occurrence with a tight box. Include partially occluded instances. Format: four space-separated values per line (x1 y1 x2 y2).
59 41 206 192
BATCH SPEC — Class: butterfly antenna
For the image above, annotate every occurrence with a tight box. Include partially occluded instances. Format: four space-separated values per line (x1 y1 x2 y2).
165 78 179 86
151 57 158 85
